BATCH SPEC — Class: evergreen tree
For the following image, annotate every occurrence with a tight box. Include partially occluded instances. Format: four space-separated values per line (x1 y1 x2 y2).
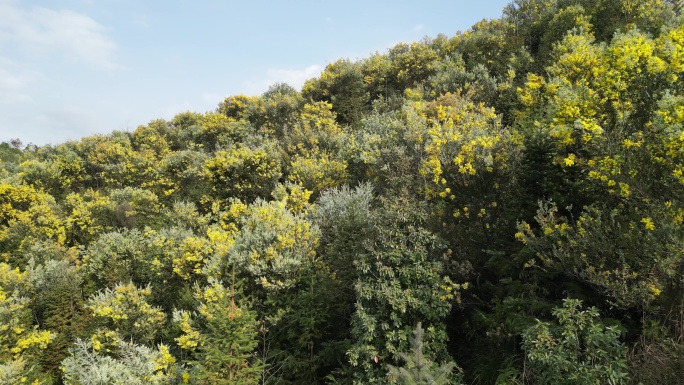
387 323 460 385
193 276 263 385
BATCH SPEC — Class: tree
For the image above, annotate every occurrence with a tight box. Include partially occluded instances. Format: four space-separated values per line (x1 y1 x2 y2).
0 262 55 384
86 282 165 344
203 143 282 203
80 229 149 289
176 281 263 385
261 83 304 138
227 199 319 292
159 149 209 206
28 258 87 378
217 95 264 129
0 142 22 174
387 323 460 385
285 101 348 158
18 150 83 198
347 198 459 384
452 18 515 79
288 153 348 196
388 40 441 91
513 21 684 312
61 338 179 385
0 183 65 263
302 60 369 126
76 132 138 189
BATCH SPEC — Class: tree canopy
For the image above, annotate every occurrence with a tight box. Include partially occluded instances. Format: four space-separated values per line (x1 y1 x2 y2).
2 1 684 384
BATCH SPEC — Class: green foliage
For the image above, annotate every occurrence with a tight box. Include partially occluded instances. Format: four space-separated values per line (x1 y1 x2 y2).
193 113 251 151
177 282 263 385
522 299 629 385
63 189 116 245
302 60 369 126
75 132 141 188
28 258 86 377
313 183 374 287
286 101 348 158
453 18 514 78
109 187 161 229
193 307 261 384
1 2 684 383
17 143 90 198
0 141 22 164
260 83 304 137
86 282 165 344
0 357 50 385
61 338 178 385
159 149 209 204
217 95 264 129
388 40 441 91
0 262 54 383
227 199 319 291
131 120 171 157
347 198 457 384
80 229 148 288
288 154 348 195
627 320 684 385
387 323 460 385
203 143 282 203
0 183 65 263
516 201 684 309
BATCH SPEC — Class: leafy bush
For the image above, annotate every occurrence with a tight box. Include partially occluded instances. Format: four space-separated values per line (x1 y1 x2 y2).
522 299 628 385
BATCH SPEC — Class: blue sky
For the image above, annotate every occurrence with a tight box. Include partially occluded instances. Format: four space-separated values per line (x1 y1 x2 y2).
0 0 511 146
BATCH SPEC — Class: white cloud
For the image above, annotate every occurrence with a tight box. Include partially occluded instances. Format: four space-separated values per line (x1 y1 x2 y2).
0 56 38 104
159 100 196 119
0 104 101 146
412 24 425 33
0 3 120 69
267 65 323 88
0 68 24 90
243 64 322 95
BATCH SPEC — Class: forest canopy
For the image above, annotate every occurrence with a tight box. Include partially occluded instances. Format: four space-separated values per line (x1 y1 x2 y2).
2 1 684 384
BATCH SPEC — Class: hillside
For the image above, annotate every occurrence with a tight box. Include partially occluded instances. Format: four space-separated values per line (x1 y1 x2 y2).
1 1 684 384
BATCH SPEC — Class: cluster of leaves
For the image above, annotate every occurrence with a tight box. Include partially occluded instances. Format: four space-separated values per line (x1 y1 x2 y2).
1 1 684 383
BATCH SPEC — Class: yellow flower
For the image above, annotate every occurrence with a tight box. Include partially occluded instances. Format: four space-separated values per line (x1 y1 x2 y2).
563 153 576 167
649 284 662 297
641 217 656 231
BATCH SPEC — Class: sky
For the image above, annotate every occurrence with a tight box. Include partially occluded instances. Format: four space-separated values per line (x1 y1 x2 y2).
0 0 512 146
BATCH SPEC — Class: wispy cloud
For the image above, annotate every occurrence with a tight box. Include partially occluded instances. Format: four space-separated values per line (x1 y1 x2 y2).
0 67 24 90
0 2 120 70
0 56 37 104
412 24 425 33
267 65 323 89
244 64 323 95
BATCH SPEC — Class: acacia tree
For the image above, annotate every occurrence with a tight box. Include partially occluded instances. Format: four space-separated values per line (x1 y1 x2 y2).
0 262 55 383
86 282 165 345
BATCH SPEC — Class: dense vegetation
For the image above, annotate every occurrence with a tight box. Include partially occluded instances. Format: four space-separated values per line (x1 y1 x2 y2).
1 0 684 383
